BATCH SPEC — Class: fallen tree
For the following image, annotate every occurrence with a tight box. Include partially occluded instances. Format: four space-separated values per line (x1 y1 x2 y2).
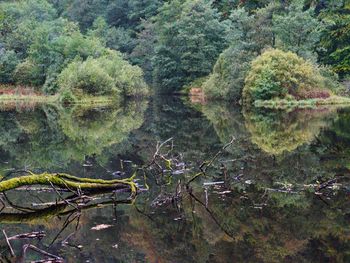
0 172 137 196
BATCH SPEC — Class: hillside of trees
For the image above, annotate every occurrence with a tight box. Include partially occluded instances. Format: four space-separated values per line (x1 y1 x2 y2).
0 0 349 103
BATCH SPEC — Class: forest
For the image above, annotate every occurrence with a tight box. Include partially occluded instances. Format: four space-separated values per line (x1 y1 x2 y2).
0 0 349 105
0 1 350 262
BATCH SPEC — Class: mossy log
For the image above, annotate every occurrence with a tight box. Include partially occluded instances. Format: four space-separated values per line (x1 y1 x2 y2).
0 172 137 195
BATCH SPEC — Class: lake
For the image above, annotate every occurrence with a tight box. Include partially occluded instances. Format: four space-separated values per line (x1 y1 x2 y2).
0 96 349 262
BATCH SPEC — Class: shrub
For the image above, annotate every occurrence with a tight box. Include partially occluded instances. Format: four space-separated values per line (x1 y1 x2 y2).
42 74 60 95
96 51 148 96
13 60 43 87
58 58 116 96
318 66 347 96
243 49 330 104
58 50 148 97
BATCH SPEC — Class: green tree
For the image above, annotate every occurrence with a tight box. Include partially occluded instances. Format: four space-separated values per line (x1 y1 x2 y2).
63 0 108 31
273 0 324 60
318 0 350 77
0 50 20 84
203 4 278 101
153 0 228 93
128 0 162 26
87 17 136 53
131 19 157 82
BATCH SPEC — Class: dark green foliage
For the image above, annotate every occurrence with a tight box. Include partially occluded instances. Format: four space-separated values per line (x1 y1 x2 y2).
203 4 278 101
130 20 157 81
0 0 149 97
0 50 19 83
318 1 350 77
0 0 348 98
152 0 229 93
273 1 324 60
63 0 109 31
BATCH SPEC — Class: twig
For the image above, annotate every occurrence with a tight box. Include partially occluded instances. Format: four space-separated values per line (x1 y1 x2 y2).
2 230 15 257
186 137 235 187
8 231 45 240
48 181 79 210
22 244 63 262
48 212 81 247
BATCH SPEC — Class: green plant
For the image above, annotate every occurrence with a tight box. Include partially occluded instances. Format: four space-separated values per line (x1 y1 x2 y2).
58 58 115 96
58 51 148 97
13 60 43 87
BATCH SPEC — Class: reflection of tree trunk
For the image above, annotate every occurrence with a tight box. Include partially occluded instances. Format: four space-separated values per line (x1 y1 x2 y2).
0 197 132 224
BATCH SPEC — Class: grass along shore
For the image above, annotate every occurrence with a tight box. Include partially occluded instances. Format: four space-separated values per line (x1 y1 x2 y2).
254 96 350 109
0 93 118 107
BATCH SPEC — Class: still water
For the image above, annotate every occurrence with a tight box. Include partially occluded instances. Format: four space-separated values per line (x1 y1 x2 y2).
0 97 349 262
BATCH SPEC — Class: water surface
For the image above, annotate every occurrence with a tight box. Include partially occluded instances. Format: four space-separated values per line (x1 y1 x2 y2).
0 97 349 262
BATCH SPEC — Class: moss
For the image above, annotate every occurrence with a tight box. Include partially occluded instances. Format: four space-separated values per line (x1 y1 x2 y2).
0 172 137 195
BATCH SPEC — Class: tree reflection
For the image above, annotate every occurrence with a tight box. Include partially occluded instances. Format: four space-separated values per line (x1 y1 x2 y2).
0 100 148 171
243 107 336 155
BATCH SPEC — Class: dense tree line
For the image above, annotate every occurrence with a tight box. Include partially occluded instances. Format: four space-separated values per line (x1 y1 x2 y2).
0 0 349 101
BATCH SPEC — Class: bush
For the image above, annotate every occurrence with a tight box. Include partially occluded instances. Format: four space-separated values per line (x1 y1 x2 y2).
243 49 330 104
58 51 148 97
58 58 116 96
13 60 43 87
96 51 148 96
42 74 60 95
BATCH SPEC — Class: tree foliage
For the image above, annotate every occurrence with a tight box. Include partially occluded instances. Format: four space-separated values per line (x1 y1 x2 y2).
273 0 324 60
152 0 229 93
0 0 348 99
0 0 149 98
203 4 278 101
318 0 350 77
203 1 346 102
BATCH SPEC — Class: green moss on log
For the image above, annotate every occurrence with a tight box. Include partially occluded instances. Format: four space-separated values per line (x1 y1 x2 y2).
0 172 137 195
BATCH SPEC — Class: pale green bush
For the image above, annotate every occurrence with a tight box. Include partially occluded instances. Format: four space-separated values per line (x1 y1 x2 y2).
243 49 330 104
58 50 148 97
